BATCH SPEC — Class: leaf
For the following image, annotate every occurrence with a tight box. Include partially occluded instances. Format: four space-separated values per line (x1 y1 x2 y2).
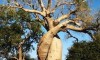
7 0 10 3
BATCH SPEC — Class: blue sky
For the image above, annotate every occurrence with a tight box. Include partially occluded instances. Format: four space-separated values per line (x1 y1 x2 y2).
0 0 100 60
90 0 100 14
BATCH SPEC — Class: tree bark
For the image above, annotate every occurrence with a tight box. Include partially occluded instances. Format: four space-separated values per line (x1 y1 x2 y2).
37 25 62 60
18 45 22 60
47 37 62 60
37 31 54 60
37 34 62 60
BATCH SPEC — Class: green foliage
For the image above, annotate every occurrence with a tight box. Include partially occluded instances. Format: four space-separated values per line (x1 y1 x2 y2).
24 54 35 60
0 23 22 44
17 9 31 22
0 5 42 59
66 12 100 59
7 0 10 3
66 39 100 60
0 23 22 56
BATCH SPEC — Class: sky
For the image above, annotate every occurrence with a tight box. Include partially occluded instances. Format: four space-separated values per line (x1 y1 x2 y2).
0 0 100 60
90 0 100 14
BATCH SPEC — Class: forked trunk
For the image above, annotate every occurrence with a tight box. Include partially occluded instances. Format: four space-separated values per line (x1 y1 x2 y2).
37 26 62 60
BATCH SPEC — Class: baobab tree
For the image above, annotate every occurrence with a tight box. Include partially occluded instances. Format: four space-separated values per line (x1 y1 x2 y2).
3 0 97 60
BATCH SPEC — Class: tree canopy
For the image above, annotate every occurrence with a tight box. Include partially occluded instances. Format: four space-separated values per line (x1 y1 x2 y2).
66 10 100 60
0 5 42 60
66 40 100 60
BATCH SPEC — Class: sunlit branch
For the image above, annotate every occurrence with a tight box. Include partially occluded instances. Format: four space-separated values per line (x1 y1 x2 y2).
22 8 44 15
56 20 84 32
47 0 52 10
38 0 45 11
67 24 84 31
56 9 77 22
50 1 60 13
9 2 45 16
56 13 70 22
51 2 75 13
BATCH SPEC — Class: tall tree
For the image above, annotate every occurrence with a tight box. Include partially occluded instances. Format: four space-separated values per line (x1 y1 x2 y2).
66 40 100 60
0 5 42 60
1 0 98 60
66 10 100 60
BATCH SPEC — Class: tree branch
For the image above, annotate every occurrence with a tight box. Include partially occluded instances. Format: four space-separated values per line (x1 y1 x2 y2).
9 2 46 16
67 25 84 31
66 30 78 42
56 20 96 41
84 31 96 40
56 13 70 22
56 9 77 22
47 0 52 10
22 8 44 15
13 6 44 15
51 2 75 13
38 0 45 11
56 20 84 32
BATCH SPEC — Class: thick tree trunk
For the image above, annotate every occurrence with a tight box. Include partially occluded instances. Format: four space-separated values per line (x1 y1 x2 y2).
23 54 25 60
18 45 22 60
37 25 62 60
47 37 62 60
37 31 54 60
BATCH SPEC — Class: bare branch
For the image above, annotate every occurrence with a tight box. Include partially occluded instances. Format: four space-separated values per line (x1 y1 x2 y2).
9 2 46 16
47 0 52 10
38 0 45 11
50 1 60 13
84 31 96 40
67 24 84 31
66 30 78 42
59 1 75 7
22 8 44 15
56 13 70 22
56 9 77 22
51 2 75 13
56 20 84 32
35 14 41 21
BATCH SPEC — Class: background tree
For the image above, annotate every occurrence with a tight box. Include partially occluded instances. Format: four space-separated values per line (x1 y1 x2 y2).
1 0 98 60
0 5 42 60
66 10 100 60
66 40 100 60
